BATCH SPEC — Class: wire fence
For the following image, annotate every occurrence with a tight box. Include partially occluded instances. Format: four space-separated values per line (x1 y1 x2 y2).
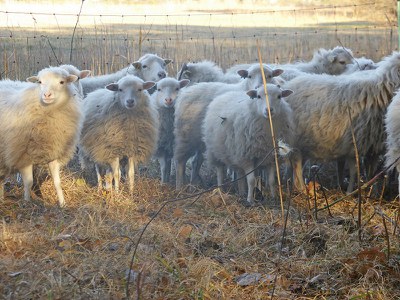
0 1 397 79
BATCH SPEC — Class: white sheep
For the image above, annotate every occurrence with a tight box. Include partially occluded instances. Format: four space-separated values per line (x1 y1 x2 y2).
79 75 158 193
202 84 294 205
283 51 400 194
384 90 400 197
151 77 190 183
0 66 83 206
174 63 284 189
0 64 91 98
80 53 172 96
177 60 241 85
343 57 377 74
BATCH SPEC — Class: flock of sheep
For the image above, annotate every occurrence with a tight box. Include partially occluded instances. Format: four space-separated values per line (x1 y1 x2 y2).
1 47 400 207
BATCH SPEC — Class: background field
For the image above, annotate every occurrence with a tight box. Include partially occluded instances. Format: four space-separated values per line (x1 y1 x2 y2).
1 1 400 299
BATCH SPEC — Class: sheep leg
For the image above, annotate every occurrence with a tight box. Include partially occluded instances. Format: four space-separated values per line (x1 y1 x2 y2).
0 177 4 200
267 166 276 198
292 154 306 193
216 165 225 187
109 157 120 192
48 160 65 207
190 152 203 185
175 159 186 189
95 164 103 192
19 164 34 202
165 157 172 183
244 166 256 205
346 157 356 194
396 165 400 199
237 169 247 196
159 155 168 183
127 157 135 194
336 158 346 190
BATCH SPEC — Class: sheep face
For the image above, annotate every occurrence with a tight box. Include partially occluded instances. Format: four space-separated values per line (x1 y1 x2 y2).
106 76 155 110
247 85 293 119
238 64 284 90
321 46 354 75
131 54 172 82
59 64 91 98
26 68 78 106
154 78 190 108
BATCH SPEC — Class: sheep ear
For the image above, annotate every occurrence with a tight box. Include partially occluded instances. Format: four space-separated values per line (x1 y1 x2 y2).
247 90 257 99
281 89 293 98
79 70 91 79
327 54 337 63
143 81 156 90
106 83 119 91
26 76 39 83
179 79 190 88
237 70 249 78
67 75 78 83
272 69 284 77
132 62 142 69
164 59 172 65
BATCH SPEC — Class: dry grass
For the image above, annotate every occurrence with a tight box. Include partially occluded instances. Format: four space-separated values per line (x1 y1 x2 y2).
1 164 400 299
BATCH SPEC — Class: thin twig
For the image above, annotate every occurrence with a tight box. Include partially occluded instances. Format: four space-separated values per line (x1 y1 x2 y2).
69 0 85 62
256 39 285 220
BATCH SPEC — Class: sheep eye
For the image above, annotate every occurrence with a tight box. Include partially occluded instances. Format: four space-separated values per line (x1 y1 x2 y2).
278 95 281 99
138 88 143 92
257 95 261 99
157 88 161 92
142 65 147 69
60 81 64 84
38 81 42 84
119 89 123 92
339 61 346 65
248 75 252 79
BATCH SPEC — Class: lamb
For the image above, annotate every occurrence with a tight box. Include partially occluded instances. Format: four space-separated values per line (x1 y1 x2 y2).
384 90 400 197
80 53 172 96
0 66 83 206
78 75 158 193
174 63 284 189
177 60 241 85
202 84 294 205
151 77 190 183
282 51 400 194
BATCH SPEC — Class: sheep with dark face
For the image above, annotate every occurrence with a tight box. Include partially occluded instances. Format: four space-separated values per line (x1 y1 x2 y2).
283 51 400 194
151 77 190 183
202 84 294 205
0 66 83 206
173 63 284 189
80 53 172 96
79 75 158 193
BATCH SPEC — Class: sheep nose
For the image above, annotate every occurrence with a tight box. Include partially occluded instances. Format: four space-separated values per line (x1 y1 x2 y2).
165 98 173 105
126 99 135 107
44 92 52 99
158 71 166 79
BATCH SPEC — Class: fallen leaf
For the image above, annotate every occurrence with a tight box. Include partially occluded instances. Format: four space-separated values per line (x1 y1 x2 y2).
177 225 193 239
172 208 183 218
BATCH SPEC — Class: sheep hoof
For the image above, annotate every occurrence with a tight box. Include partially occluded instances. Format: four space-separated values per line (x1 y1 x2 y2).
238 199 255 208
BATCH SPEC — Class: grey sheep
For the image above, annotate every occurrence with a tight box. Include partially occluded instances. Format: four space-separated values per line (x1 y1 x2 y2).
151 77 190 183
79 75 158 193
283 51 400 194
202 84 294 205
0 66 83 206
384 90 400 197
80 53 172 96
174 63 284 189
177 60 240 85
